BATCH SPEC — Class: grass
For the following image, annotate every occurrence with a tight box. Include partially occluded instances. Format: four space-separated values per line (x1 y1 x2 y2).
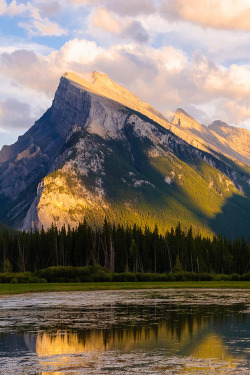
0 281 249 295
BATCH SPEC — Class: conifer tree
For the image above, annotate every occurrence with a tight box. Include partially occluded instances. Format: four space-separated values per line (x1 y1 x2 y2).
173 254 182 273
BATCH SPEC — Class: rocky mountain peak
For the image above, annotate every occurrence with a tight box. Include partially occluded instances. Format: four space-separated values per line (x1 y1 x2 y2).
209 120 229 130
172 108 204 132
63 71 169 129
64 71 141 106
176 108 189 116
92 71 140 103
209 120 247 135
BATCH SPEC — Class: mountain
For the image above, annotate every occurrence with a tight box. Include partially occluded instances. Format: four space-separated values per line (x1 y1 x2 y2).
0 72 250 238
0 222 14 233
173 109 250 165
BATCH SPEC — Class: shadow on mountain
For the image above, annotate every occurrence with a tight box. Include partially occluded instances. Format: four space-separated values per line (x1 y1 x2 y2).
208 193 250 239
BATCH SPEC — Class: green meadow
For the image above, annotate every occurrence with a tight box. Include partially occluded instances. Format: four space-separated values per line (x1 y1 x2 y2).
1 281 249 295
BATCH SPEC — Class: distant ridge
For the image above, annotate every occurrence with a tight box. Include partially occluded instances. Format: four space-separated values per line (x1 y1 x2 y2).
173 108 250 165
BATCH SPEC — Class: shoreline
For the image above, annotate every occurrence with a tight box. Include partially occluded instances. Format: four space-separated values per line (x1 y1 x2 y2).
0 281 250 295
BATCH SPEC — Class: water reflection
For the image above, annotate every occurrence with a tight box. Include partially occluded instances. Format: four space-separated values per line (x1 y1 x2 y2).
0 290 249 374
35 303 247 374
36 330 242 373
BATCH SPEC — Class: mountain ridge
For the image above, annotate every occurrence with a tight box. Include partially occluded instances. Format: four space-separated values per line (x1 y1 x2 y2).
173 108 250 165
0 71 249 237
66 72 250 165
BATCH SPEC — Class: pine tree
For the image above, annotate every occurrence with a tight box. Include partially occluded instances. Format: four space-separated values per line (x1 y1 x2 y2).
173 254 182 273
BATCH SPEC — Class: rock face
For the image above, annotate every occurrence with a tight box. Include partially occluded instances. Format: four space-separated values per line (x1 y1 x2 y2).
209 120 250 161
173 109 250 165
0 72 250 237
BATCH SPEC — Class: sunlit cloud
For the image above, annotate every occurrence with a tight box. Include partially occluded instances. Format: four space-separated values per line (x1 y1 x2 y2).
161 0 250 31
91 8 121 33
90 7 149 43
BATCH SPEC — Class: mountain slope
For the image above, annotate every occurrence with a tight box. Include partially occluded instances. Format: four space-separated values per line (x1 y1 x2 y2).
173 109 250 165
0 72 250 237
0 222 14 233
209 120 250 160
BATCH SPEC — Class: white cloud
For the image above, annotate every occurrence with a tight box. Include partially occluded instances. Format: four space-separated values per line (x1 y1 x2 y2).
68 0 156 15
90 7 149 43
0 0 28 16
0 38 53 55
19 17 67 37
0 0 67 36
91 7 121 33
107 0 156 16
161 0 250 32
121 20 149 43
34 1 61 17
0 98 37 130
0 0 7 14
58 38 104 64
69 0 102 4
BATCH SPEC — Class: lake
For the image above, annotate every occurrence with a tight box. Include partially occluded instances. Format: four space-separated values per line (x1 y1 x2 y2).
0 289 249 374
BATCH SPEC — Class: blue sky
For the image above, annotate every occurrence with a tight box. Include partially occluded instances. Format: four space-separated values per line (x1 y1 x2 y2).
1 0 250 148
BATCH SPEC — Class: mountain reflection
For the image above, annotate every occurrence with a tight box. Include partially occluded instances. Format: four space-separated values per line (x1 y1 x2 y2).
36 305 244 374
1 291 249 375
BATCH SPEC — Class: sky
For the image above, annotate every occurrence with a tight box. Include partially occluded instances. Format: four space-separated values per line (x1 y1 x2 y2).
1 0 250 148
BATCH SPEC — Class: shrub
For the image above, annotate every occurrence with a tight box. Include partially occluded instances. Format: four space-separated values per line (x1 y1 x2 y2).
241 272 250 281
230 273 240 281
0 269 248 283
37 265 112 283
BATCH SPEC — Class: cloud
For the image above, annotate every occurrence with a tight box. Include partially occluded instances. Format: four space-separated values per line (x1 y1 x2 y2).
91 7 121 33
0 0 67 36
69 0 102 4
0 0 27 16
0 0 7 14
182 105 212 125
122 20 149 43
69 0 156 16
1 38 250 130
161 0 250 32
0 38 53 55
90 7 149 43
0 98 37 130
107 0 156 16
0 96 39 148
217 99 250 125
19 17 67 37
35 1 61 17
59 38 104 64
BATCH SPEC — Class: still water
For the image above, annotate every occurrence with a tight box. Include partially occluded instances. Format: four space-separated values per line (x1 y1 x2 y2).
0 289 249 374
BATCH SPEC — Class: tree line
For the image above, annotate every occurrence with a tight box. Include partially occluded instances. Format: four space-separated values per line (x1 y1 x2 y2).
0 219 249 274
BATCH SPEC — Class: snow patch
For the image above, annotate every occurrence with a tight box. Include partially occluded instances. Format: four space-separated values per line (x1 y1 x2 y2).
134 179 155 188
